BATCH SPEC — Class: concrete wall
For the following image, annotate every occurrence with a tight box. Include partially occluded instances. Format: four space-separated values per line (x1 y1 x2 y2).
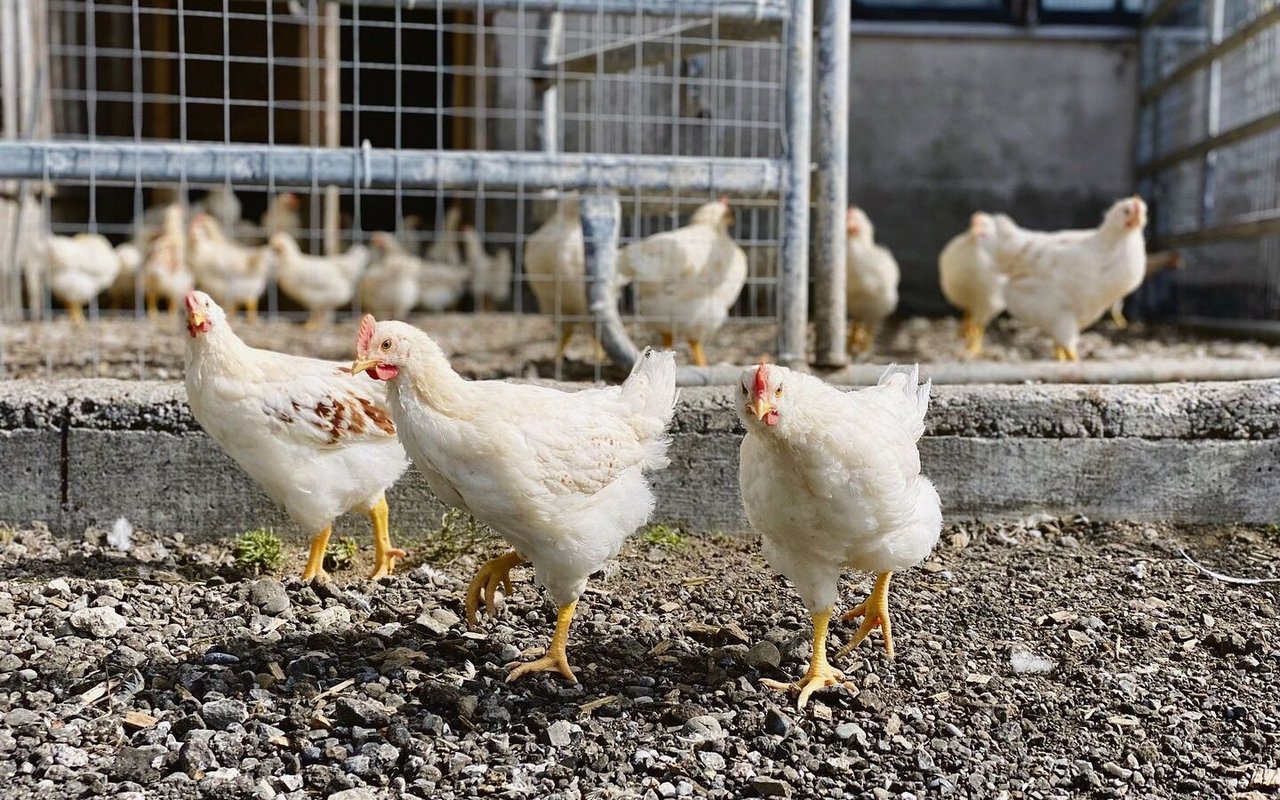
846 32 1141 313
1 379 1276 541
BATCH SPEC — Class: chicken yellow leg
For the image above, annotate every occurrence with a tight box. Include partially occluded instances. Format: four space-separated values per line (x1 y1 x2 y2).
302 525 333 582
761 609 850 709
1109 302 1128 329
245 297 259 324
506 599 578 683
465 549 527 627
838 572 895 659
145 292 160 320
688 339 708 367
67 303 85 326
367 495 404 580
554 324 576 361
846 322 872 355
1053 344 1080 363
660 331 675 350
304 311 325 330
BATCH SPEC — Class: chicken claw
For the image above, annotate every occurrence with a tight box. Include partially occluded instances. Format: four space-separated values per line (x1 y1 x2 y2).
1110 302 1128 329
506 600 579 683
1052 344 1080 363
838 572 895 660
465 550 526 627
761 609 853 709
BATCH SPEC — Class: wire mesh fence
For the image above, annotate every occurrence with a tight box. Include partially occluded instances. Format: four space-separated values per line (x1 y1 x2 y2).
0 0 809 380
1136 0 1280 323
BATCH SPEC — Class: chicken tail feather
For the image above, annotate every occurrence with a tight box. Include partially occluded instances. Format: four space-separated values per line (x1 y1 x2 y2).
877 363 930 441
622 348 679 469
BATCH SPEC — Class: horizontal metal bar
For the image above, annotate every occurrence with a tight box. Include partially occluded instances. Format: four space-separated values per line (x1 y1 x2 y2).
546 16 780 76
1138 109 1280 176
1140 6 1280 104
850 20 1138 42
1141 0 1182 30
324 0 789 21
1168 317 1280 345
0 141 784 195
1152 213 1280 249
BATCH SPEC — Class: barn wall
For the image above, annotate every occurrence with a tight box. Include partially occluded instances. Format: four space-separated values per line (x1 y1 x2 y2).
845 32 1141 314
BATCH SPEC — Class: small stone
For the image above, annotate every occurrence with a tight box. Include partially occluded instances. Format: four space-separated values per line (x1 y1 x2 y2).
335 697 391 728
328 790 377 800
698 751 726 772
545 719 573 747
249 579 290 616
744 641 782 670
200 699 248 731
764 706 793 736
4 708 40 728
658 782 677 798
70 607 128 638
413 608 461 637
312 607 351 630
681 715 726 744
1103 762 1133 781
47 578 72 596
52 744 90 768
853 691 886 714
752 777 792 798
178 733 219 776
113 746 166 784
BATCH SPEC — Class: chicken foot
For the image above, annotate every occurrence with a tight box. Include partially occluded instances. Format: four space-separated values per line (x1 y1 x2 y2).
1109 301 1128 329
761 609 853 709
302 525 333 582
506 599 579 683
838 572 895 660
1052 344 1080 362
244 297 259 324
367 495 405 580
146 292 160 320
465 549 527 627
688 339 708 368
846 322 873 355
66 303 86 327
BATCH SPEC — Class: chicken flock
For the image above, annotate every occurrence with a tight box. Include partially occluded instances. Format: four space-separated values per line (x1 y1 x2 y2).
183 289 937 709
14 185 1180 365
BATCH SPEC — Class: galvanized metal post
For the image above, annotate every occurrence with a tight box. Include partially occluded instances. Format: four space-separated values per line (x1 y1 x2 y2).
778 0 813 367
1199 0 1224 230
538 11 563 156
812 0 848 368
580 193 639 369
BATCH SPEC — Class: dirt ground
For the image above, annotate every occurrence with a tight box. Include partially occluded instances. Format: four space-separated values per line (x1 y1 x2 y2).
0 516 1277 798
2 312 1278 382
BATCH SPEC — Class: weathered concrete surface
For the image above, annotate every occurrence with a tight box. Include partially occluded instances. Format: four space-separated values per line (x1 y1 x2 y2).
1 379 1277 538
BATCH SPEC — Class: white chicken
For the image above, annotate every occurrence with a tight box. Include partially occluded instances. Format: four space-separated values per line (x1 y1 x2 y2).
1 193 48 317
845 206 900 355
524 195 606 360
358 232 422 319
424 204 464 266
188 213 271 322
461 225 512 312
142 204 194 319
43 232 124 325
618 197 747 366
988 196 1147 361
738 362 941 709
270 231 369 328
196 186 243 232
260 192 303 239
184 291 410 580
938 212 1005 356
351 317 677 683
107 243 144 310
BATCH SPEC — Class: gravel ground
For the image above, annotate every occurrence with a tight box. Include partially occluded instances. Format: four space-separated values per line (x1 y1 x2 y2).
1 516 1278 799
3 313 1278 382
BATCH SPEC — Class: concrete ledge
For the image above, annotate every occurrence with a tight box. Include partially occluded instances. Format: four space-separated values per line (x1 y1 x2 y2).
1 379 1277 537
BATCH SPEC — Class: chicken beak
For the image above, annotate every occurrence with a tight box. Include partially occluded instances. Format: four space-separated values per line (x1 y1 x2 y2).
189 310 208 329
747 399 773 421
350 355 380 375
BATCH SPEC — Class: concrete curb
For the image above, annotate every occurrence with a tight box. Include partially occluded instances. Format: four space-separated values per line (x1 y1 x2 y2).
1 379 1277 538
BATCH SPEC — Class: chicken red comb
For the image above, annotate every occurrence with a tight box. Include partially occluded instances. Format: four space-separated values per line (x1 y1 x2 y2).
185 291 202 313
357 314 378 356
753 357 769 395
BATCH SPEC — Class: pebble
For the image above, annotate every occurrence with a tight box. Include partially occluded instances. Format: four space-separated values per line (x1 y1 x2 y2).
201 699 248 730
335 698 391 728
681 715 726 744
764 707 794 736
744 641 782 670
69 607 127 638
249 579 291 616
752 777 792 798
546 720 573 748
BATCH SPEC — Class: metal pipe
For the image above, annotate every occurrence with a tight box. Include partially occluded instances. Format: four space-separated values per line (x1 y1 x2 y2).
674 359 1280 388
1151 212 1280 249
579 193 638 370
1138 109 1280 177
1198 0 1224 231
323 1 341 256
812 0 849 369
1140 6 1280 104
0 141 785 195
537 11 563 156
324 0 790 20
777 0 812 367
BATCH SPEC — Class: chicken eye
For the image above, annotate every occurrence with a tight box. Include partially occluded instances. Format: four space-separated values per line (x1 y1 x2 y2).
775 386 783 397
380 339 392 352
741 383 748 395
